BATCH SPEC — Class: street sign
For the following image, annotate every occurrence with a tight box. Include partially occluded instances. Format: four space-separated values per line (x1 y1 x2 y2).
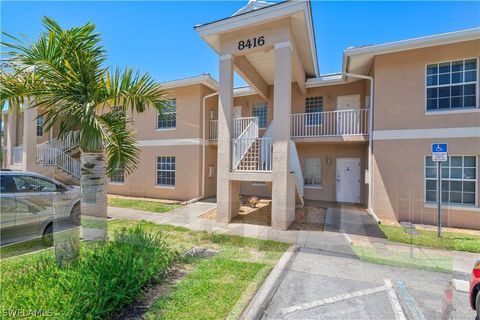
431 143 448 237
432 143 448 162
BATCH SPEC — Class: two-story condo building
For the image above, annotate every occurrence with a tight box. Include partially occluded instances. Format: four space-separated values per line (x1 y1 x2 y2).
2 0 480 230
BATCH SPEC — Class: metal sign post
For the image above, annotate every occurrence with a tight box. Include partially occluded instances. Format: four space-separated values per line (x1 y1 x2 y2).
432 143 448 238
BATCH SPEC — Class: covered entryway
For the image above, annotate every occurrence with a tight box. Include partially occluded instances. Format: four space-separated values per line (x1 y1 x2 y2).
336 158 361 203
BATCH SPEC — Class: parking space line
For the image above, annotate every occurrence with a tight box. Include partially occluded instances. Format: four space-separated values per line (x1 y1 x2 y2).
384 278 407 320
281 285 388 315
395 280 426 320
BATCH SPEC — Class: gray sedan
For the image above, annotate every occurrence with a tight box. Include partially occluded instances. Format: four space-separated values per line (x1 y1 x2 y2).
0 170 81 245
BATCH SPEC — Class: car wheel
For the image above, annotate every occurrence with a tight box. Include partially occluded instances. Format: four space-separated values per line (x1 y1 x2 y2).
70 202 81 224
42 223 53 246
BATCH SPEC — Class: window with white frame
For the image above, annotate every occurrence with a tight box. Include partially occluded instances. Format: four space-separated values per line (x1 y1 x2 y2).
36 115 44 137
156 156 175 186
426 59 478 111
425 156 476 205
109 169 125 183
252 102 267 129
303 157 322 187
305 96 323 125
157 99 176 129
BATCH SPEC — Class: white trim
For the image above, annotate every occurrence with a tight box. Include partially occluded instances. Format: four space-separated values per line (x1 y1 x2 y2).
155 128 176 132
108 182 125 186
423 203 480 212
373 127 480 140
425 108 480 115
220 54 233 61
345 27 480 57
161 74 218 91
274 41 292 50
137 138 204 147
304 185 322 190
155 185 175 190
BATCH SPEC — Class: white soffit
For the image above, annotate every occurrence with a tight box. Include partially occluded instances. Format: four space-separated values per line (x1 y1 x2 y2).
344 27 480 75
195 0 319 77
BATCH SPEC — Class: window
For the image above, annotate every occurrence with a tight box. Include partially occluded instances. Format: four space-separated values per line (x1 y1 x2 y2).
157 99 176 129
426 59 478 111
252 103 267 129
12 175 57 193
157 156 175 187
36 115 44 137
109 169 125 183
305 96 323 125
303 157 322 187
425 156 477 205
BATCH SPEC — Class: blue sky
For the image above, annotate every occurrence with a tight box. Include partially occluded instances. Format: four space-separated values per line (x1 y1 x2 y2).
1 1 479 86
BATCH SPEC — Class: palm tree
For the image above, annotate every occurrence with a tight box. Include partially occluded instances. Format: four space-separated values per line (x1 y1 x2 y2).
1 17 168 264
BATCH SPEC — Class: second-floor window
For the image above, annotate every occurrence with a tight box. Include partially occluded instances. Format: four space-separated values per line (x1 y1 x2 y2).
252 103 267 129
426 58 477 111
305 96 323 125
157 99 176 129
36 115 44 137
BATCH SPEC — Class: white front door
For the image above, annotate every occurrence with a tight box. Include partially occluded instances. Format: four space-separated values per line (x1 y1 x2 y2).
233 106 242 118
233 106 242 137
336 158 361 203
336 94 361 135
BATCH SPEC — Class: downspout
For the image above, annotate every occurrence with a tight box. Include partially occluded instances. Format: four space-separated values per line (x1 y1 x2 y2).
186 91 219 204
344 72 380 223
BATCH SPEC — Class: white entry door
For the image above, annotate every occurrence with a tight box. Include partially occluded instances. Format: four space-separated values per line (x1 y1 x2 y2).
233 106 242 137
336 94 360 135
336 158 361 203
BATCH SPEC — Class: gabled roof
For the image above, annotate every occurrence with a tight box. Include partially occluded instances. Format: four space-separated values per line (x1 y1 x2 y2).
232 0 276 17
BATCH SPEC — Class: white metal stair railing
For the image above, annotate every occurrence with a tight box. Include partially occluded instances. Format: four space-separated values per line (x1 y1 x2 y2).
36 131 81 179
289 140 304 207
231 117 259 170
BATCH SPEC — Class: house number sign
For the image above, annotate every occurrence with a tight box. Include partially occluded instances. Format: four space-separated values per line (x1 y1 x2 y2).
238 36 265 50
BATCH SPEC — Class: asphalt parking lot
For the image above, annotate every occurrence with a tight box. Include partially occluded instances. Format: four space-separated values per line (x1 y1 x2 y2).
262 247 476 320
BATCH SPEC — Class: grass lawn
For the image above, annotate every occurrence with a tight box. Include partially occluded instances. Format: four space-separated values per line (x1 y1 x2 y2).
1 219 289 320
379 225 480 253
108 197 182 213
0 237 51 259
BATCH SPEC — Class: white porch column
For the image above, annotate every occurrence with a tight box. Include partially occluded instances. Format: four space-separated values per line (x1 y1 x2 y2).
216 54 240 222
272 42 295 230
22 103 37 171
6 105 17 165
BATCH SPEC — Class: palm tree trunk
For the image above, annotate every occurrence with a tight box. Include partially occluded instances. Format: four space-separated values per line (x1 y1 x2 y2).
80 152 108 242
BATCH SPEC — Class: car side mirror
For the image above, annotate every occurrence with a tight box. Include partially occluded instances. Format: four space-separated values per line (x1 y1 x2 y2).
57 184 67 193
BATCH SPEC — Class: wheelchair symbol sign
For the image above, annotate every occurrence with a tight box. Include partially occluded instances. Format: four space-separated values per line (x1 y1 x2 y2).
432 143 448 162
432 144 447 153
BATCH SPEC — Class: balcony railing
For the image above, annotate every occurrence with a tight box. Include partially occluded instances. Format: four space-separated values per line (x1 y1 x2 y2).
291 109 369 138
12 146 23 164
233 116 258 138
209 120 218 140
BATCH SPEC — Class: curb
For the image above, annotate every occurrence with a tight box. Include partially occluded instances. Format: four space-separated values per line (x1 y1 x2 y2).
240 245 300 320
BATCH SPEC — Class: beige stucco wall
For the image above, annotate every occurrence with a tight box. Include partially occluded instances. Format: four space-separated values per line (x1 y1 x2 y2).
372 138 480 229
372 40 480 229
296 142 368 204
373 40 480 130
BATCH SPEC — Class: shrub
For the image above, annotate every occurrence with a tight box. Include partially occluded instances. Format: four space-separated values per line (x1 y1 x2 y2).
1 226 176 319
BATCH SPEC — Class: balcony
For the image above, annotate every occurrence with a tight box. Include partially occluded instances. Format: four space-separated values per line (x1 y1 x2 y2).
291 109 369 138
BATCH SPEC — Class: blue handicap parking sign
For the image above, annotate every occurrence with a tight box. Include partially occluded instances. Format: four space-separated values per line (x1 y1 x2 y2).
432 143 448 153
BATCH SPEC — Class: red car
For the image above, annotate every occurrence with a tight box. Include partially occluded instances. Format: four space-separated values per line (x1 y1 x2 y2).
471 260 480 320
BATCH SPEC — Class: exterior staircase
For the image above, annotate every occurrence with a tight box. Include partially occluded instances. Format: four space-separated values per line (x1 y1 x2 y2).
36 131 81 184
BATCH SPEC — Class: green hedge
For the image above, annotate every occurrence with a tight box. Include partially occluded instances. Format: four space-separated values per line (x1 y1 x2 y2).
1 227 176 319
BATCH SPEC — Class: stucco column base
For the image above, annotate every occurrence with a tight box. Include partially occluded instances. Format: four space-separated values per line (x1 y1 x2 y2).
216 179 240 223
272 172 295 230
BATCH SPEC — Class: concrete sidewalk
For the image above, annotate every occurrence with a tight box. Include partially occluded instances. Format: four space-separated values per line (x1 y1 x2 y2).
108 200 478 276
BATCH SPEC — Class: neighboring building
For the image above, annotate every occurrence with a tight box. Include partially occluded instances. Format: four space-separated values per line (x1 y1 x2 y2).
2 0 479 229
